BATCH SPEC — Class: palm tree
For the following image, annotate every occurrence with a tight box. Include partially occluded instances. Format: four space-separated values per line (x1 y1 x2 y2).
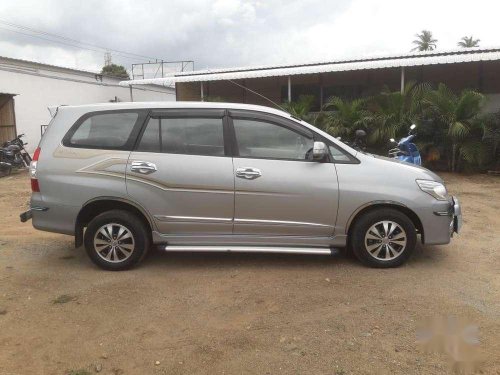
322 97 370 138
423 84 484 171
281 95 316 120
458 36 480 48
412 30 437 51
367 81 429 145
473 111 500 168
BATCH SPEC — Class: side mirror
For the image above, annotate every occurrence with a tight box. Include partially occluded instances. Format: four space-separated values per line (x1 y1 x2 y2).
312 141 327 161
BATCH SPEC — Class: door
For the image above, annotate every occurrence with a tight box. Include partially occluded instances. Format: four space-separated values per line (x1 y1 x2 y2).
229 111 339 237
126 110 234 234
0 94 16 145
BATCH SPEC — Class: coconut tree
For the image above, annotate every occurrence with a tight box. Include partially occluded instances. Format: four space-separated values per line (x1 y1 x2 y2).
322 97 370 138
412 30 437 51
423 84 484 171
458 36 480 48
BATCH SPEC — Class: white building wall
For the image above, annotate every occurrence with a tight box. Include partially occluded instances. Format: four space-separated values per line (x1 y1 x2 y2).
0 58 175 152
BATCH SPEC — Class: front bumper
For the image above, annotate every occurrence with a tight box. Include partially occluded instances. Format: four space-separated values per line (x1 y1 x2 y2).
452 196 462 234
419 195 462 245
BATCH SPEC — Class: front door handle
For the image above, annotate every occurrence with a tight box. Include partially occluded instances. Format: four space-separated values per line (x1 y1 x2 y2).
236 167 262 180
131 161 157 174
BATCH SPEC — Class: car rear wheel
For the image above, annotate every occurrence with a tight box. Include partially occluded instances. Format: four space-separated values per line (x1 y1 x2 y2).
84 210 150 270
350 208 416 268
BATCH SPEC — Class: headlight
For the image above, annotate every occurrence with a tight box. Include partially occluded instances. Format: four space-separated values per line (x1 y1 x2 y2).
416 180 448 201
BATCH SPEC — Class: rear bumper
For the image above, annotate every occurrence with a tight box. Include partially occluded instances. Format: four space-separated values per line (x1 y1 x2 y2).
23 199 79 235
20 206 48 223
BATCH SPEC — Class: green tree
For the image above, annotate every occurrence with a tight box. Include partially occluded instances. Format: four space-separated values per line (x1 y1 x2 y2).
482 111 500 163
412 30 437 51
281 95 315 120
423 84 484 171
367 81 429 146
458 36 480 48
101 64 130 79
322 97 370 139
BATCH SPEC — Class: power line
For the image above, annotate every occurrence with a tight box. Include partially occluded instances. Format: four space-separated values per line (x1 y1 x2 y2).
0 25 144 62
0 18 159 60
0 18 162 62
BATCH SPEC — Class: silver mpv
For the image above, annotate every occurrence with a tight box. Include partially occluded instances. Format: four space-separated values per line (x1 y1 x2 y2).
21 102 462 270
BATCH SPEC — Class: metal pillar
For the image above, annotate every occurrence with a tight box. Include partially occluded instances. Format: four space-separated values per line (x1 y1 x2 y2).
129 85 134 102
287 76 291 102
319 74 324 109
478 62 484 92
400 67 405 94
243 79 247 103
200 82 204 101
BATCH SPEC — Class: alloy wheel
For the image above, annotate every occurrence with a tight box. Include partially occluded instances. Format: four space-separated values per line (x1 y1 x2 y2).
364 220 407 261
93 223 135 263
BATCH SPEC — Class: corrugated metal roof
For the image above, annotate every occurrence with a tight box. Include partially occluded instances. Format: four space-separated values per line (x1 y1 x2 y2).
120 47 500 86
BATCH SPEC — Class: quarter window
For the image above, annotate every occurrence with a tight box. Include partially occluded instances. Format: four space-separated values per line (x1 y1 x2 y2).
137 117 225 156
67 112 139 149
232 118 314 161
328 145 352 162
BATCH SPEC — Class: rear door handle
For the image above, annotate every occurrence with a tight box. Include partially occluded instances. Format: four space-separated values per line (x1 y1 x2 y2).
236 167 262 180
131 161 157 174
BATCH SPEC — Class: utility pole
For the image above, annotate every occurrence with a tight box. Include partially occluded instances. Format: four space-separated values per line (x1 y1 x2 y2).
104 52 112 66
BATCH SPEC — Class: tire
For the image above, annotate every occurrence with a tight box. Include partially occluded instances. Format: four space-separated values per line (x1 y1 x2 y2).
350 208 416 268
84 210 150 271
21 153 32 167
0 162 12 177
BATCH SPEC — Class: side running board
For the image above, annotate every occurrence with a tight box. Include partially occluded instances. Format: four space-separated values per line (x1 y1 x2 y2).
162 245 336 255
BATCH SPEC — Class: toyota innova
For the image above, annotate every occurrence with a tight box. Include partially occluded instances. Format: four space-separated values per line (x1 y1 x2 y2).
20 102 462 270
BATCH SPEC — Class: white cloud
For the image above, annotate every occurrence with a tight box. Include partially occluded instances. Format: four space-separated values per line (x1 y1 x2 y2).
0 0 499 73
212 0 256 25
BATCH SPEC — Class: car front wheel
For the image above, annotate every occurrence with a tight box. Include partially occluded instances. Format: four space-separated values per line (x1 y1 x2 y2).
350 208 416 268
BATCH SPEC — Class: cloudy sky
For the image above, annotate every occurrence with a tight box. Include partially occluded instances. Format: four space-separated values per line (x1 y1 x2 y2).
0 0 499 76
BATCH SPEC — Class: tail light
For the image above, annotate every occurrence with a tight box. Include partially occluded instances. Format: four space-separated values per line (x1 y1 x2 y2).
30 147 41 192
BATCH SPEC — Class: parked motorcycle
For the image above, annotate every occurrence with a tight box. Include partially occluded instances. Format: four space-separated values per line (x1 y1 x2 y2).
0 134 32 177
388 124 422 165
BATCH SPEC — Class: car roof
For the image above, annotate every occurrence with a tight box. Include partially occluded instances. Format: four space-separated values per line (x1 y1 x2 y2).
56 101 292 119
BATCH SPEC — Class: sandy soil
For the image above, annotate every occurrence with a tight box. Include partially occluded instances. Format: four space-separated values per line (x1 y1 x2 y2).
0 171 499 375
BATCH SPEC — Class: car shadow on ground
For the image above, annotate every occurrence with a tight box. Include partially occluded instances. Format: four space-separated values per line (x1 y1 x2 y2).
34 238 448 272
136 248 349 272
136 240 447 270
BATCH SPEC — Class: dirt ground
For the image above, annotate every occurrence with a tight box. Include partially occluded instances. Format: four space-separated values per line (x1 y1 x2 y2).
0 171 499 375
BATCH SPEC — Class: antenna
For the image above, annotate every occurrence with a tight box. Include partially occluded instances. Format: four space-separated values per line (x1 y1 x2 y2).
201 69 289 113
225 79 287 112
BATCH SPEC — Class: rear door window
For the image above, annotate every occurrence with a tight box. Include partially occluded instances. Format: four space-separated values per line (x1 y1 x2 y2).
137 117 225 156
64 111 143 149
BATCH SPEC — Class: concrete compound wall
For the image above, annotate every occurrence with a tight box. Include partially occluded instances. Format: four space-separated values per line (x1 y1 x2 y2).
0 58 175 152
